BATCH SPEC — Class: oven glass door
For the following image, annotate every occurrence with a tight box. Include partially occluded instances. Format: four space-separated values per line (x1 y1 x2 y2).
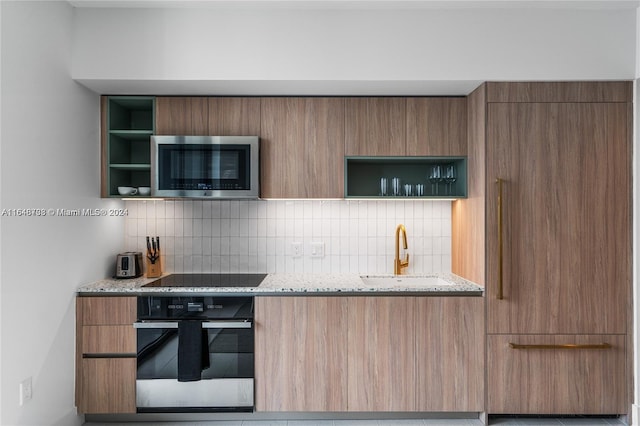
136 322 254 411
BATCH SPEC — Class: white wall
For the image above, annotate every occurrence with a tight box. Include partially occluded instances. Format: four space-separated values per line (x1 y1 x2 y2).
71 5 636 95
1 1 124 425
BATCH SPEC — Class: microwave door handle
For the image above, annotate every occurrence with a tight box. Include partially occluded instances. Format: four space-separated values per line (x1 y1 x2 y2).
134 321 252 329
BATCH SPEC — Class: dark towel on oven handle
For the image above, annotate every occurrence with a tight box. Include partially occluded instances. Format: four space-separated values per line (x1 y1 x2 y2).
177 320 211 382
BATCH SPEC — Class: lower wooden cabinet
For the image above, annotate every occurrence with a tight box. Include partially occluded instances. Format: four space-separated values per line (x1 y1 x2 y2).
487 334 626 414
255 296 348 411
416 297 484 412
255 295 484 413
80 358 137 414
347 297 416 411
76 296 137 414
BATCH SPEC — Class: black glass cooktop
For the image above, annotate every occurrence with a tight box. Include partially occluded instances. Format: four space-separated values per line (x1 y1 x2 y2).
143 273 267 288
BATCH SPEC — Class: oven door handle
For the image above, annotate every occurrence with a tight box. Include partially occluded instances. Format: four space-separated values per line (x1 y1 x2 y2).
134 320 252 329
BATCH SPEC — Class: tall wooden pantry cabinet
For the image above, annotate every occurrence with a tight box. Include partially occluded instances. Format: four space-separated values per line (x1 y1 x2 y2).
453 81 632 416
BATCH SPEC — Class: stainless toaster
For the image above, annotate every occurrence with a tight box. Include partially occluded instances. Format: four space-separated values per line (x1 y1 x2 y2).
116 252 143 278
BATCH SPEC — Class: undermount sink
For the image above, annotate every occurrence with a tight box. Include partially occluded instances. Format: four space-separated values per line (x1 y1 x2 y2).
360 275 455 287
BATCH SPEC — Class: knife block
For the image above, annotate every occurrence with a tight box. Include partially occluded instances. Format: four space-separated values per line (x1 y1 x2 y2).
146 251 162 278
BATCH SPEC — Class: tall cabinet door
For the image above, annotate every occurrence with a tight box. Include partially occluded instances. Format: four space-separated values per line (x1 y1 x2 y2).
486 102 630 335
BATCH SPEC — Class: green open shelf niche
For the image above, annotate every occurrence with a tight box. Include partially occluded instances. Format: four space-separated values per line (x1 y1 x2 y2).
345 156 467 199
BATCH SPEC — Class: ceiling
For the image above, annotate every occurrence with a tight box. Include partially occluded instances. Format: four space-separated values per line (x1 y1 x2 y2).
69 0 638 96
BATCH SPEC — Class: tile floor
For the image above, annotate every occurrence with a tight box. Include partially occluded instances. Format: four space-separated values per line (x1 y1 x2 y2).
85 416 627 425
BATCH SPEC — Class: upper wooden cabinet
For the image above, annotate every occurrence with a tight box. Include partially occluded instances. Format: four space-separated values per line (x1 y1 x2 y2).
109 95 468 198
208 97 261 135
156 97 209 135
156 97 260 136
260 97 345 198
406 97 467 156
344 97 406 156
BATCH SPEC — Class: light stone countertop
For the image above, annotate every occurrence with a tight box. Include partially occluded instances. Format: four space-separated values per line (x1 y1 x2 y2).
77 272 483 296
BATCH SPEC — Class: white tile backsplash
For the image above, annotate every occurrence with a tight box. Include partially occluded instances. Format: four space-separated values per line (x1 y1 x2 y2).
125 200 452 274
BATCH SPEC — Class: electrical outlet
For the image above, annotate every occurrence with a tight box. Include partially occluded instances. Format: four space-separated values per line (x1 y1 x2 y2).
19 377 32 406
310 241 325 258
291 242 303 258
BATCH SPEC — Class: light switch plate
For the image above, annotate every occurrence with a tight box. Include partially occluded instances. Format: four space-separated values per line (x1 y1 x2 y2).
20 377 32 406
291 242 303 258
310 242 325 258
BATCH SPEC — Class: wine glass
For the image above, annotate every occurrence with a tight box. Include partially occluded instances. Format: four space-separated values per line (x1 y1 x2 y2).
444 165 457 195
428 165 442 195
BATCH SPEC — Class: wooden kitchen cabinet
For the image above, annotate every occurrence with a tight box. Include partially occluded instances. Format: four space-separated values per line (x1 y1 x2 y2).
255 295 483 413
406 97 467 156
344 97 406 156
76 296 137 414
208 97 261 135
155 96 209 135
254 296 348 411
487 334 626 414
260 97 345 198
455 81 632 416
485 100 630 335
156 96 261 136
415 297 484 412
347 297 416 412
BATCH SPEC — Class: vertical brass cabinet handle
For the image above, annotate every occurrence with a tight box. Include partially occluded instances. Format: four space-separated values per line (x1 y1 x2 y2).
496 178 504 300
509 343 612 350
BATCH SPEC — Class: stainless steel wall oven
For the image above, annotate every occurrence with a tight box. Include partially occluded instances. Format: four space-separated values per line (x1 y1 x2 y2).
135 295 254 412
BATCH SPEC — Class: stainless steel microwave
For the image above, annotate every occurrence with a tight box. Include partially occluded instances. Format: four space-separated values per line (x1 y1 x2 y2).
151 135 260 199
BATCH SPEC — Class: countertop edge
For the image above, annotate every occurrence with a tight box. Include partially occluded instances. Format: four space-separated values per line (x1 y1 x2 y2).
76 273 484 297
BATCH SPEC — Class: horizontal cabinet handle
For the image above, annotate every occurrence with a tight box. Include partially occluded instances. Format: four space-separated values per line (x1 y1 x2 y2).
134 321 252 329
509 343 612 350
83 353 137 359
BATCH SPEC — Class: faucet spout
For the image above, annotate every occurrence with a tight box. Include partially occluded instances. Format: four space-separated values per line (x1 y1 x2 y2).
394 224 410 275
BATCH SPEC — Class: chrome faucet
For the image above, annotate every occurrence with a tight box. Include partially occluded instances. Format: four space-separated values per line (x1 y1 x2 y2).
394 224 409 275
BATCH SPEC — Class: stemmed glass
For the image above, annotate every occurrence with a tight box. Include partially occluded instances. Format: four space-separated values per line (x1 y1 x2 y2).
443 165 457 195
428 165 442 195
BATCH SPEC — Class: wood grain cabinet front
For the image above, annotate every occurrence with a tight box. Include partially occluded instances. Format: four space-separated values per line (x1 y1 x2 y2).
347 297 416 412
344 97 406 156
457 81 632 417
488 334 626 414
254 296 348 411
406 97 467 156
254 296 484 413
156 96 209 135
76 296 137 414
416 297 484 412
260 97 345 198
